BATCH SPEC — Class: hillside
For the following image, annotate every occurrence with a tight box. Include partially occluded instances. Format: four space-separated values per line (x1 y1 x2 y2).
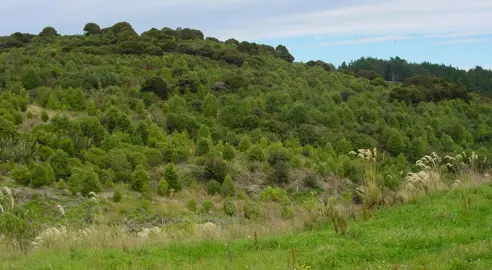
0 21 492 269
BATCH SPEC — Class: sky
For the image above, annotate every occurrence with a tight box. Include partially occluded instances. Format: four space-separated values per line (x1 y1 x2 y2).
1 0 491 70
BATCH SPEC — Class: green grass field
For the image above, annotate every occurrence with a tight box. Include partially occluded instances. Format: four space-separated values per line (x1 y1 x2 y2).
3 185 492 270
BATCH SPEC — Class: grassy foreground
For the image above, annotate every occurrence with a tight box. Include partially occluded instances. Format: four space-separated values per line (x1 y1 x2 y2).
3 185 492 270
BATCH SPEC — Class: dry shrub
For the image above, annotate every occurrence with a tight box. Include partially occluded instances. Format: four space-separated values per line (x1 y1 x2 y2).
317 196 355 235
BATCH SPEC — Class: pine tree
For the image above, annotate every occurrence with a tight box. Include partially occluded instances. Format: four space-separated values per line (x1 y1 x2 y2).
203 93 218 117
131 165 150 192
221 175 235 197
223 143 235 161
87 99 97 116
196 137 211 156
164 164 181 191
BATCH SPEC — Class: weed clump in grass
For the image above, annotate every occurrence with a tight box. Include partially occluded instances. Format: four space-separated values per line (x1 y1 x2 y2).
187 199 197 212
202 200 214 213
56 179 66 190
112 187 122 202
260 186 290 205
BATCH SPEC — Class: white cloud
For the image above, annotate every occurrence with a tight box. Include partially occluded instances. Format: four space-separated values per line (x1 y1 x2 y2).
216 0 492 41
422 30 492 39
316 35 412 46
437 38 492 45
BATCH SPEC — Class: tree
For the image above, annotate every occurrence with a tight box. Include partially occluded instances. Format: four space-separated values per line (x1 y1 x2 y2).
275 45 295 63
39 26 58 37
22 66 39 90
386 129 405 156
204 157 228 182
131 165 149 192
238 136 252 152
197 125 211 139
247 145 265 162
142 77 170 100
164 164 181 191
41 111 49 122
335 138 353 156
222 143 235 161
158 179 169 196
111 22 135 34
83 23 101 35
195 137 210 156
203 93 218 117
101 106 132 133
221 175 235 197
409 137 428 161
87 99 97 116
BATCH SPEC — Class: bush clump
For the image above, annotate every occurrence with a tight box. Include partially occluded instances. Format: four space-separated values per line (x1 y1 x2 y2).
223 197 236 216
207 179 221 195
9 164 30 186
260 186 290 205
158 179 169 196
164 164 181 191
30 162 56 188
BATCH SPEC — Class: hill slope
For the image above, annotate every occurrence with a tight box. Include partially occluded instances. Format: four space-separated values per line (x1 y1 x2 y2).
1 22 492 268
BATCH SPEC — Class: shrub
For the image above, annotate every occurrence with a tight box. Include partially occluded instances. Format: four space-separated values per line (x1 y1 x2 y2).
160 143 179 163
30 162 56 188
69 165 102 196
0 213 30 240
204 157 228 182
238 136 252 152
131 165 150 192
41 111 49 122
202 200 214 213
247 145 265 162
196 137 211 156
303 171 320 189
49 149 71 179
158 179 169 196
100 169 116 188
187 199 197 212
223 197 236 216
268 160 290 184
164 163 181 191
9 164 30 186
267 147 290 166
113 187 123 202
207 179 221 195
260 186 290 205
244 201 261 219
282 206 295 219
145 148 162 167
222 143 235 161
56 179 67 190
26 111 33 119
221 175 235 197
87 99 97 116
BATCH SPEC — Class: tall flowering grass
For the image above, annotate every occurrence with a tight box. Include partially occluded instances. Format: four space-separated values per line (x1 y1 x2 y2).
350 148 382 211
